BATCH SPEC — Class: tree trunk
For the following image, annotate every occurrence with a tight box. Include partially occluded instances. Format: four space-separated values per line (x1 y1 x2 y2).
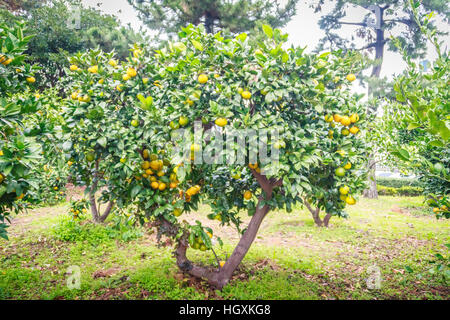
214 200 270 288
323 213 332 227
89 159 114 222
303 198 332 227
363 158 378 199
204 11 214 34
363 5 386 199
171 170 281 289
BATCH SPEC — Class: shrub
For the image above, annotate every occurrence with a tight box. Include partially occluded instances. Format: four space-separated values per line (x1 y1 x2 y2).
377 177 422 189
52 212 142 244
377 185 423 196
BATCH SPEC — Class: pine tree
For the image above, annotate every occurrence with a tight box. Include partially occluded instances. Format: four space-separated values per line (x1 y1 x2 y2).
128 0 299 35
311 0 449 198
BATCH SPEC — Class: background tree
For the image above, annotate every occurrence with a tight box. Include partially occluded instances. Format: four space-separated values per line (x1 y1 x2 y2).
0 0 145 88
0 21 41 239
379 2 449 218
311 0 449 199
128 0 299 35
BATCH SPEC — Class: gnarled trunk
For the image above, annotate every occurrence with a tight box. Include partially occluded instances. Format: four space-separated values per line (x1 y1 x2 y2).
363 6 386 199
303 198 332 227
170 170 281 290
89 159 115 223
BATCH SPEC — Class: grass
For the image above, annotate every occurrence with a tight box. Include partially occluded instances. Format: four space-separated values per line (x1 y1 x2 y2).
0 195 448 300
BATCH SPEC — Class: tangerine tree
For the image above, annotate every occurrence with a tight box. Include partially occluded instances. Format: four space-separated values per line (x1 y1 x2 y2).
63 24 368 289
304 110 368 227
0 21 40 239
379 4 449 218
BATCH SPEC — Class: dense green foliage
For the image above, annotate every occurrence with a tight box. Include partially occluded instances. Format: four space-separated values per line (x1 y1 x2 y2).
0 0 144 87
128 0 299 35
0 21 41 239
379 4 449 218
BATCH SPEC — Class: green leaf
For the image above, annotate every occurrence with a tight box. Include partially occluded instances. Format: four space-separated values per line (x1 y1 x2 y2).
97 137 107 148
429 140 444 147
131 184 142 198
62 141 72 151
407 122 421 130
262 24 273 38
398 148 410 161
236 33 247 42
190 39 203 51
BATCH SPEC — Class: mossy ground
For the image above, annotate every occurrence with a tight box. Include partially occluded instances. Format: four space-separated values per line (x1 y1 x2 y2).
0 196 448 300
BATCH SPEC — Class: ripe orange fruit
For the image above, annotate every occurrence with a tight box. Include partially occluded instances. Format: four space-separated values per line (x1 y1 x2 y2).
156 170 165 177
142 161 151 170
88 65 98 73
173 208 182 217
324 115 333 122
343 163 352 170
350 113 359 123
345 195 356 205
69 65 78 71
151 181 159 189
243 191 252 200
241 90 252 99
169 182 177 189
349 126 359 134
341 128 350 136
127 68 137 78
346 74 356 82
198 74 208 84
215 118 227 127
150 160 161 171
179 116 189 126
219 261 225 268
340 116 351 127
158 182 167 191
1 57 12 65
26 76 36 83
333 114 342 122
339 185 350 195
248 163 258 169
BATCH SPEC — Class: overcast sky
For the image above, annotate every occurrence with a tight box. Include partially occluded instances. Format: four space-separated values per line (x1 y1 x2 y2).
81 0 448 85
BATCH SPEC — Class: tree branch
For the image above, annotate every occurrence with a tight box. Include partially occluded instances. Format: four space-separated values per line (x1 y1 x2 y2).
337 21 367 27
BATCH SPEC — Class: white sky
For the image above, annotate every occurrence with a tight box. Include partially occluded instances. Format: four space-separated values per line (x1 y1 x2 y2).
82 0 449 86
